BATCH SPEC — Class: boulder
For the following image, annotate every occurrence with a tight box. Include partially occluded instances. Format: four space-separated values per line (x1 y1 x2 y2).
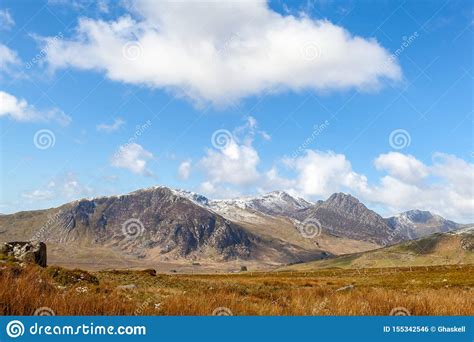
0 241 47 267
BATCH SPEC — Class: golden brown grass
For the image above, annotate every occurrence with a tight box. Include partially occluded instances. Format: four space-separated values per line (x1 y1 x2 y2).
1 263 472 316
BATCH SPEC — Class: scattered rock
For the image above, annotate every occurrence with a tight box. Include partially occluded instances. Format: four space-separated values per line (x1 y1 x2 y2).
240 265 248 272
75 286 89 293
117 284 137 290
335 284 354 292
46 266 99 286
141 269 156 276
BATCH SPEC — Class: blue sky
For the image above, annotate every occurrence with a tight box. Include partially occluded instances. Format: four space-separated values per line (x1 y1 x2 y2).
0 0 472 221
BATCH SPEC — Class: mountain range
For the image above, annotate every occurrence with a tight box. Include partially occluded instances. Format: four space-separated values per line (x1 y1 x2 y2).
0 186 470 271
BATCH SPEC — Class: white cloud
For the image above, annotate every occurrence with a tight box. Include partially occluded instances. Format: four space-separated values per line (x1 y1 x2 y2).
21 173 92 202
21 189 54 201
111 143 154 176
374 152 429 184
0 90 72 125
96 117 125 132
178 159 191 180
43 0 401 105
200 141 260 187
0 44 20 72
0 9 14 30
198 116 271 193
285 150 368 197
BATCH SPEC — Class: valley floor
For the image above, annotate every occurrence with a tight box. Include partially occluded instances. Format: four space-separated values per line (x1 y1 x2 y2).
0 263 473 316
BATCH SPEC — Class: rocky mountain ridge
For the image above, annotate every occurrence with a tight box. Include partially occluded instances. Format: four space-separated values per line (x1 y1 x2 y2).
0 186 468 268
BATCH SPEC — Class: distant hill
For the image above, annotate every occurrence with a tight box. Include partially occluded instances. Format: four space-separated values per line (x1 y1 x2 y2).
385 209 466 240
283 227 474 270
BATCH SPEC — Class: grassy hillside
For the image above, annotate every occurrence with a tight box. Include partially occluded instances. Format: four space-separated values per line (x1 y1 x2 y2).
283 229 474 270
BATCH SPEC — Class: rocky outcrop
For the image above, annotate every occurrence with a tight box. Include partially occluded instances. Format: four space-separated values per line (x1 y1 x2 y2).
0 241 47 267
385 210 464 240
48 187 254 261
295 193 396 245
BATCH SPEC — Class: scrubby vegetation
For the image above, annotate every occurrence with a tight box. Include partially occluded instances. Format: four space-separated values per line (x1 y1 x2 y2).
0 263 472 315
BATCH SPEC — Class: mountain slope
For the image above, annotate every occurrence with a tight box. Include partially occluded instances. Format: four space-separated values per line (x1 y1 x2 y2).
294 193 396 245
385 210 465 240
0 187 327 267
284 226 474 270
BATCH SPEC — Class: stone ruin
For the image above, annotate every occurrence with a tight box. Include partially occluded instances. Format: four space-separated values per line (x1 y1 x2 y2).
0 241 47 267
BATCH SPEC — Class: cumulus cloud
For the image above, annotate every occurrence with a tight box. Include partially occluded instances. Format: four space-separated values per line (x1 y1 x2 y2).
42 0 401 105
0 9 14 30
200 141 260 187
21 173 92 202
96 117 125 132
374 152 429 184
178 160 191 180
0 90 72 125
111 143 154 176
285 150 369 197
198 116 272 193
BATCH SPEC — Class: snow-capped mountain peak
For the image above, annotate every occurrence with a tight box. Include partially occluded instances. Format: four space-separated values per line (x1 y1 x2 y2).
209 191 313 217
